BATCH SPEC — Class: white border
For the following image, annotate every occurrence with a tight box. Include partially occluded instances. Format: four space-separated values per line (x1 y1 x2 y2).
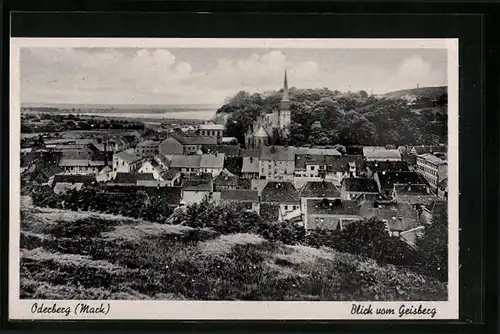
9 38 459 320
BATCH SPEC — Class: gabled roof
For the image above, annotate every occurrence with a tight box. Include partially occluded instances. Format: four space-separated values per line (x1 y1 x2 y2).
254 126 269 137
261 181 300 204
200 153 225 169
295 147 341 156
307 198 361 216
221 189 259 202
260 146 295 161
393 183 429 195
113 172 155 184
365 161 409 173
376 171 428 191
299 181 341 198
342 177 379 193
214 169 239 186
181 179 213 191
210 145 240 156
239 148 261 158
160 168 181 180
359 200 420 232
114 150 142 164
136 140 160 147
224 156 243 175
417 153 447 166
173 135 218 146
241 156 260 174
363 148 402 160
170 155 202 168
323 155 364 173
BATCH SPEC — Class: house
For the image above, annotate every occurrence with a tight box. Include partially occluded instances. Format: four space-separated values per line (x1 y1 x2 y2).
365 160 410 178
159 135 218 156
374 171 428 198
299 181 341 214
170 155 202 174
160 169 182 187
239 148 261 158
416 153 447 190
113 149 143 173
241 156 259 179
138 158 167 180
198 123 225 138
96 165 113 183
200 153 225 176
341 177 379 200
304 198 362 231
221 137 239 145
220 189 260 213
50 174 97 194
214 169 251 191
140 128 159 141
295 147 342 157
260 181 300 221
223 156 243 176
108 172 155 186
420 199 447 225
359 200 421 237
58 151 112 175
322 155 364 184
363 147 402 161
392 183 439 206
205 145 240 157
180 174 214 205
134 140 160 159
259 146 295 181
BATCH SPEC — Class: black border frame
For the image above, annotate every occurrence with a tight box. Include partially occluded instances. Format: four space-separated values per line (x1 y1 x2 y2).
1 2 497 334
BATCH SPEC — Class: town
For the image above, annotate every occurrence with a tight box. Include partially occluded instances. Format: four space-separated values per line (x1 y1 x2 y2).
20 71 448 250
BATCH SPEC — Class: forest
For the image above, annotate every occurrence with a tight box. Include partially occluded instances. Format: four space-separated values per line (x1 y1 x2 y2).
218 87 447 147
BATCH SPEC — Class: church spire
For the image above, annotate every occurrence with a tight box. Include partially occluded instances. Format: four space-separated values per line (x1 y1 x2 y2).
283 69 289 101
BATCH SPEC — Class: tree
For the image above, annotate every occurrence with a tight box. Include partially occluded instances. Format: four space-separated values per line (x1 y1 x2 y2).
358 90 368 98
416 210 448 281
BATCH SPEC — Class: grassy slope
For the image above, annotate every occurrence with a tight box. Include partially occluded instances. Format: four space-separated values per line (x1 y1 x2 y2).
382 86 447 100
19 201 447 301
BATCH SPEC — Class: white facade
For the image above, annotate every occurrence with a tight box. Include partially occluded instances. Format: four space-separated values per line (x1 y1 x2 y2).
113 155 142 173
259 159 295 181
416 154 447 189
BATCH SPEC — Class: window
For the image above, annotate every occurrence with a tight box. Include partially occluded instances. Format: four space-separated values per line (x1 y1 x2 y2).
311 166 315 171
284 205 288 210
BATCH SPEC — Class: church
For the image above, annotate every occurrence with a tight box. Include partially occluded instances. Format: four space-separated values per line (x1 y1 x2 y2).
245 70 292 149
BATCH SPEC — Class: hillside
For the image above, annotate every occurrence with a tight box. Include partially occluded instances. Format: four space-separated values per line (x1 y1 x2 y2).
382 86 447 100
20 200 447 301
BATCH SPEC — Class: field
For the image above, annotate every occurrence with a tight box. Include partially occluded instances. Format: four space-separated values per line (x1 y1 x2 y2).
20 197 447 301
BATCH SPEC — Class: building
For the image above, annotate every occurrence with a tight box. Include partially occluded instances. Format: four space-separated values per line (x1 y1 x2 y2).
359 200 421 237
392 183 439 206
214 169 251 191
159 169 182 187
299 181 341 215
363 147 402 161
220 189 260 213
159 135 218 156
294 147 342 157
365 160 409 178
199 153 225 176
304 198 362 231
340 177 379 200
241 156 260 179
109 172 155 186
58 151 112 175
180 174 214 205
113 149 143 173
259 146 295 180
170 155 202 174
198 123 225 138
135 140 160 159
416 153 447 189
245 70 291 148
374 171 428 197
260 181 300 221
51 174 97 194
138 158 167 180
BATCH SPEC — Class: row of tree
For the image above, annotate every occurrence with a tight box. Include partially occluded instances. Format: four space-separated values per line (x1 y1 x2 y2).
219 88 447 147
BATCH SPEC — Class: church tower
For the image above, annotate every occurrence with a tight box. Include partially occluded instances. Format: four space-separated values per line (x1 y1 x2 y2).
279 70 291 134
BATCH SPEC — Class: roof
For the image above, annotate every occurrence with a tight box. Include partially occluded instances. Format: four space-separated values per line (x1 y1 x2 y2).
181 179 213 191
114 150 142 164
363 148 402 160
359 200 420 232
221 137 238 143
376 171 428 192
36 164 63 179
170 155 202 168
417 153 447 166
209 145 240 156
160 168 181 180
394 183 429 195
299 181 341 198
307 198 361 216
121 135 137 144
365 161 410 173
199 124 225 130
342 178 379 193
224 156 243 175
261 182 300 204
426 200 447 216
260 146 295 161
214 169 239 187
239 149 261 158
136 140 159 147
221 189 259 202
173 135 218 146
295 147 341 156
323 155 364 173
254 126 269 137
113 172 155 184
242 157 259 174
200 153 225 169
52 174 97 185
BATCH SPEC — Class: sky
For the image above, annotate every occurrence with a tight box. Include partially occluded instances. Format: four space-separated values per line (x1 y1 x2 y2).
20 47 448 105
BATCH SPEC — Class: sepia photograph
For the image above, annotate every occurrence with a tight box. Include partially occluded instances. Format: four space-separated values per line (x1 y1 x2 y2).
9 38 458 320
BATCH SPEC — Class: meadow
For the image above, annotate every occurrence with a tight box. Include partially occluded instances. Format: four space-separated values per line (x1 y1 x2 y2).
20 197 447 301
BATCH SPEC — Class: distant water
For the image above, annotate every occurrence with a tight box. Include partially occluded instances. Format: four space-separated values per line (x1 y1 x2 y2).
66 110 217 121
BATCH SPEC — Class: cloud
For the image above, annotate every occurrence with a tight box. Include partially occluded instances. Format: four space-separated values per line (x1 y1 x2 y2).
20 48 447 105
